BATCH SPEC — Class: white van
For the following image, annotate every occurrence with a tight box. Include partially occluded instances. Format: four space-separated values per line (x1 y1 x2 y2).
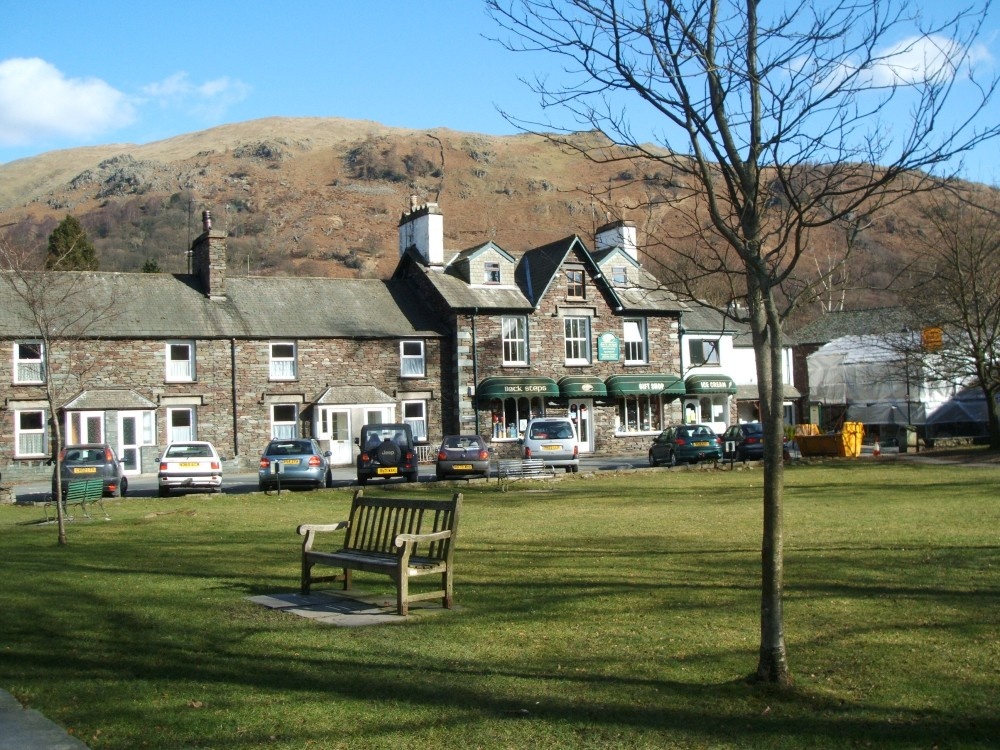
520 417 579 472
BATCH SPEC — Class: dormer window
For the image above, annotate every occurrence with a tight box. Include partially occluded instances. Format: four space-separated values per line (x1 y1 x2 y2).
484 261 501 284
566 268 585 300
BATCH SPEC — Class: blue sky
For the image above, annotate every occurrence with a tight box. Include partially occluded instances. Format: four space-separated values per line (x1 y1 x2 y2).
3 1 1000 184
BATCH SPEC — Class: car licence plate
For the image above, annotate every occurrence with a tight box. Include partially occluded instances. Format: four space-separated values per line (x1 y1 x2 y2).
377 467 398 475
179 462 200 467
542 444 561 450
693 441 709 447
453 464 473 470
281 459 300 465
72 467 98 474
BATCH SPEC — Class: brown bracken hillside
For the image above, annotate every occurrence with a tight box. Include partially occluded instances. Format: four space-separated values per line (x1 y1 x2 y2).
0 115 985 319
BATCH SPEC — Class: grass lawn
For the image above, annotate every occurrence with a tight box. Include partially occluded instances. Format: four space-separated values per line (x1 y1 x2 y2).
1 461 997 749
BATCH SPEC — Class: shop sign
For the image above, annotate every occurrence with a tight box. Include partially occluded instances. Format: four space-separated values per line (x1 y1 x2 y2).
597 332 620 361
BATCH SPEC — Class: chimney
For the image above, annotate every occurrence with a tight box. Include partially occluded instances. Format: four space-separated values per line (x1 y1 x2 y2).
595 219 638 263
398 200 444 266
191 210 228 300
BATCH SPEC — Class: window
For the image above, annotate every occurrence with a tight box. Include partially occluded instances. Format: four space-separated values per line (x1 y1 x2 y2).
271 404 299 439
66 411 103 444
14 342 44 384
564 317 591 364
490 397 545 439
167 408 196 442
402 400 427 442
623 318 647 364
616 395 663 434
269 342 297 380
166 341 195 382
611 266 628 287
400 340 425 377
502 316 528 365
15 409 47 457
566 268 585 299
484 261 501 284
688 338 721 366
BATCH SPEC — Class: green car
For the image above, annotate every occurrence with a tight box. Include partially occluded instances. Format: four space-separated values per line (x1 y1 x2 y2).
648 424 723 467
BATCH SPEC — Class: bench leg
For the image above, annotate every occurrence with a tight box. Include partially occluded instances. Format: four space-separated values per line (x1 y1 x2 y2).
396 570 408 616
342 568 353 591
443 570 453 610
301 559 313 595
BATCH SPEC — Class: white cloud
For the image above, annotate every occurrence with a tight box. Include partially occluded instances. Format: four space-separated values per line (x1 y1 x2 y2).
141 71 251 121
0 58 135 146
870 34 992 86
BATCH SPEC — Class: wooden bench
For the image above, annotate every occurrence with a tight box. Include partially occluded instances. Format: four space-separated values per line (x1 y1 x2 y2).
297 490 461 616
495 458 556 491
45 477 108 521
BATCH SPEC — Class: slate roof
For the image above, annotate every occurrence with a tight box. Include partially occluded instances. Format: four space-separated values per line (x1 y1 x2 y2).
0 271 446 339
791 307 914 346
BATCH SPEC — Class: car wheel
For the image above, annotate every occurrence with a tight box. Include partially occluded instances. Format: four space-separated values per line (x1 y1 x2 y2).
436 470 445 481
158 486 170 497
570 465 579 473
406 471 418 483
119 477 128 497
357 476 367 487
668 451 677 468
324 470 333 488
648 451 658 468
212 486 222 494
259 481 268 492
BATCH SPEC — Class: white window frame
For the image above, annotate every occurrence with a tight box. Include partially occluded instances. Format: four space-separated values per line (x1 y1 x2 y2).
14 341 45 384
564 317 591 365
165 341 195 382
623 318 647 364
615 395 664 435
66 411 104 445
502 316 528 365
402 400 427 442
611 266 628 287
15 409 48 457
167 407 196 443
688 338 721 366
269 341 297 380
271 403 299 439
484 261 501 284
400 340 425 378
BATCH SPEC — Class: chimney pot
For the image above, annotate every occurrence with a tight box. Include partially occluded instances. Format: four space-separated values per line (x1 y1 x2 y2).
202 210 212 232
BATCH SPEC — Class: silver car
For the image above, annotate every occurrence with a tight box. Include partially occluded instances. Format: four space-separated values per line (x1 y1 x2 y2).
157 441 223 496
520 417 579 473
258 438 332 491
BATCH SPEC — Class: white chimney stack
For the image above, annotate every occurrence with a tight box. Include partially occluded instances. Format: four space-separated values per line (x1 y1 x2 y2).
595 219 638 262
398 200 444 265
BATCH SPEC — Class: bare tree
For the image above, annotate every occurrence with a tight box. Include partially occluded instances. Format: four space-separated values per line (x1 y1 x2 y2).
487 0 1000 685
903 188 1000 448
1 233 119 545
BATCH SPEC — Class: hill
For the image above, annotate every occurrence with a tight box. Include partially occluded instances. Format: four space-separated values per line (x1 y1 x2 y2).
0 115 979 316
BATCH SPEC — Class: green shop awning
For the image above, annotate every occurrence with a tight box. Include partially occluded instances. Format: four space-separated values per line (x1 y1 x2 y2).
605 374 686 397
477 376 560 400
558 375 608 398
685 375 738 394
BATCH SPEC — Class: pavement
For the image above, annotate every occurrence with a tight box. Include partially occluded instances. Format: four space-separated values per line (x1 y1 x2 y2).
0 690 89 750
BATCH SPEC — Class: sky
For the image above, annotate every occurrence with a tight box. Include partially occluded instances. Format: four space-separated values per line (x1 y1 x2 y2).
3 1 1000 184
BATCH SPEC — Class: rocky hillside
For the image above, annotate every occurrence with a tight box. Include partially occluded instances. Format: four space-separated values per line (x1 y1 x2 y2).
0 116 977 316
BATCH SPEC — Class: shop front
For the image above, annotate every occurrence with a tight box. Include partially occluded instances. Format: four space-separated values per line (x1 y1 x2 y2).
683 375 737 433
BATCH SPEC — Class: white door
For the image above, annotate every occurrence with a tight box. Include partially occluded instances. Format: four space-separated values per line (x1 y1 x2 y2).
117 411 143 476
568 399 593 454
316 407 352 465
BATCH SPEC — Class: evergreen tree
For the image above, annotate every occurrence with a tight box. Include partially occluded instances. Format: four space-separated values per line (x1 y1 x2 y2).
141 257 162 273
46 215 98 271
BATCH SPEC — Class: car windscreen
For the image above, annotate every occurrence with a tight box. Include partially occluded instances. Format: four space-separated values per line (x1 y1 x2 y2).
266 441 311 455
165 444 213 458
529 422 573 439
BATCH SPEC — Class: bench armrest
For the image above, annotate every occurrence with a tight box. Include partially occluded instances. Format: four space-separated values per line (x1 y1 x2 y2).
297 521 348 552
394 529 452 547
